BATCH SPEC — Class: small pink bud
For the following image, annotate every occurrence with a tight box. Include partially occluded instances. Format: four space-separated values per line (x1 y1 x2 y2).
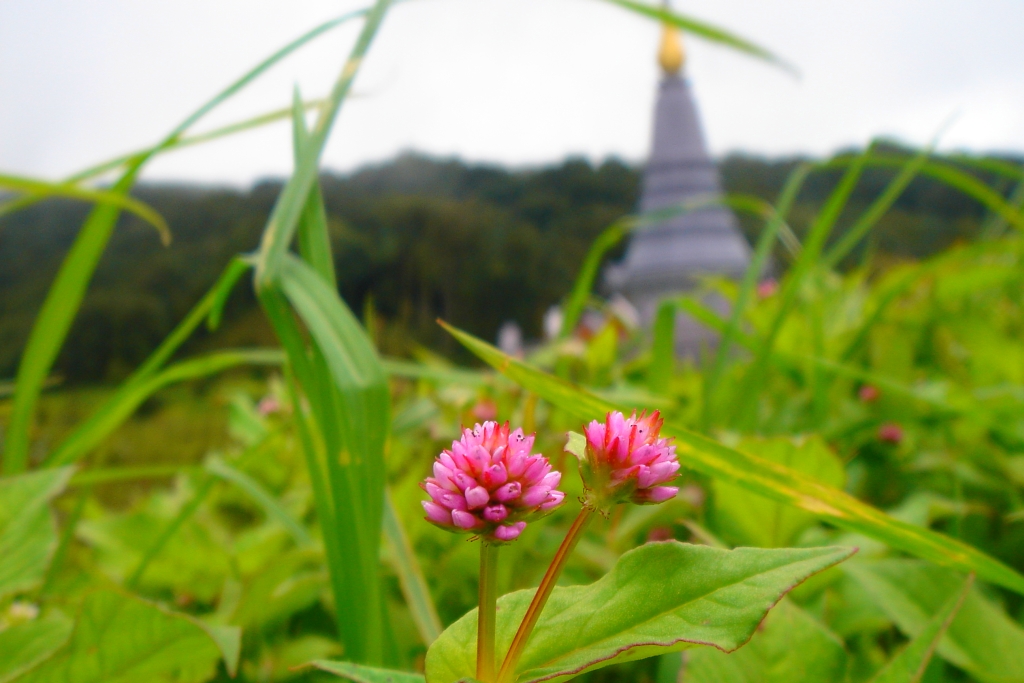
494 522 526 541
421 421 565 543
757 279 779 299
859 385 880 403
878 423 903 444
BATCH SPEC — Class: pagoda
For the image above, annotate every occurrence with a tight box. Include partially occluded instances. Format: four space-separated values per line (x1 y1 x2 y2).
605 16 752 352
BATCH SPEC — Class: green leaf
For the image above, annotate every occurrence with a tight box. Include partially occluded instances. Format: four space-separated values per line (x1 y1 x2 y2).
564 431 587 464
312 660 426 683
846 561 1024 683
0 174 169 242
1 6 369 475
16 590 239 682
204 456 313 548
383 490 443 645
713 435 845 548
0 613 73 683
425 541 854 683
867 575 972 683
0 468 74 600
439 322 1024 596
685 599 849 683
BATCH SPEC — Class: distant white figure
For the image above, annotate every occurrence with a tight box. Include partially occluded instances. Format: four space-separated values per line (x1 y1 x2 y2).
608 294 640 331
543 306 564 340
497 321 524 357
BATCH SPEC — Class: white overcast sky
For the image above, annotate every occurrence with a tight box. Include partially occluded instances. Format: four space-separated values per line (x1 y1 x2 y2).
2 0 1023 186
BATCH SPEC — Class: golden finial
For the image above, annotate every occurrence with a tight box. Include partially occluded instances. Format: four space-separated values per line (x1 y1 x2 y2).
657 8 685 74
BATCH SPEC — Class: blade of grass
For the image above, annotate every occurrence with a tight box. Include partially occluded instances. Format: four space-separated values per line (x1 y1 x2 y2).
731 149 872 428
440 321 1024 596
47 349 283 467
646 300 676 395
597 0 796 74
0 174 169 242
822 145 933 269
2 8 374 474
701 164 811 429
383 490 443 645
205 456 313 548
254 0 393 287
68 465 196 487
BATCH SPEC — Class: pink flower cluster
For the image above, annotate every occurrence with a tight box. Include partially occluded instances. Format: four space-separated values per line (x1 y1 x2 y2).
422 422 564 542
581 410 679 506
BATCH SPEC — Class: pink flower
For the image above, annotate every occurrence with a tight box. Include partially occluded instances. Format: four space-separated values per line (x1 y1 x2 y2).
757 279 779 299
878 422 903 444
421 421 565 542
577 410 679 507
859 385 880 403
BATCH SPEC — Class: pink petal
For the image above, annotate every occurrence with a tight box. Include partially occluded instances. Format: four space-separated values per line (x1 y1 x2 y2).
540 471 561 489
422 501 453 526
493 522 526 541
465 486 490 510
519 485 549 507
436 491 468 511
494 481 522 502
432 463 460 491
522 457 549 484
483 504 509 522
452 510 480 529
452 471 478 492
481 463 508 489
634 486 678 504
539 490 565 511
506 450 528 477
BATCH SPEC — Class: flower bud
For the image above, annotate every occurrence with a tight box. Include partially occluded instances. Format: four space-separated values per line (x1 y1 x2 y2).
566 410 679 509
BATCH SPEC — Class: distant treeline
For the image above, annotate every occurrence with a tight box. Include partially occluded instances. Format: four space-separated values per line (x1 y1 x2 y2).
1 150 1019 382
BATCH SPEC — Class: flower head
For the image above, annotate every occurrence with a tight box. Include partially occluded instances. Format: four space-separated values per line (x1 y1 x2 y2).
421 421 564 542
573 410 679 508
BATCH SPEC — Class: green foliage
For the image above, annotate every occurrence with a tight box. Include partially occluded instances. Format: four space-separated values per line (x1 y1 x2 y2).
685 599 849 683
425 542 854 683
0 468 72 600
14 590 239 682
846 561 1024 682
312 660 427 683
0 613 73 683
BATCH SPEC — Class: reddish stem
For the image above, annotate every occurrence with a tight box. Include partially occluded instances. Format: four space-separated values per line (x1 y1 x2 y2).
497 506 595 683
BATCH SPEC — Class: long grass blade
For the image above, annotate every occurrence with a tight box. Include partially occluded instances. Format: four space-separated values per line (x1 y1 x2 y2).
383 490 443 645
701 164 810 428
731 150 871 427
47 349 283 467
205 456 313 548
254 0 393 286
0 174 169 242
597 0 796 74
1 7 373 474
440 321 1024 596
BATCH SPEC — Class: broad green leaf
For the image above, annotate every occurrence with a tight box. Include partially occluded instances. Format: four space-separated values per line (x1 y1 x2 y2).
16 590 239 683
425 541 854 683
0 468 73 600
713 435 845 547
312 660 426 683
0 613 73 683
685 599 848 683
845 560 1024 683
440 322 1024 595
867 575 972 683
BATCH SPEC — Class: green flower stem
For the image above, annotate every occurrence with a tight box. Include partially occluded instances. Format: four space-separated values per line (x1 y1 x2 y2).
498 506 595 683
478 541 501 682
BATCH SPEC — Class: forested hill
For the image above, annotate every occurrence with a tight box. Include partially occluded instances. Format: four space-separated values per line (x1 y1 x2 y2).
0 150 1018 382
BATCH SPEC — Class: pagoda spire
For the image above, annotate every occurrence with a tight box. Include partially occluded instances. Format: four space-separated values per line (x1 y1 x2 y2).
657 16 684 74
604 2 753 354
